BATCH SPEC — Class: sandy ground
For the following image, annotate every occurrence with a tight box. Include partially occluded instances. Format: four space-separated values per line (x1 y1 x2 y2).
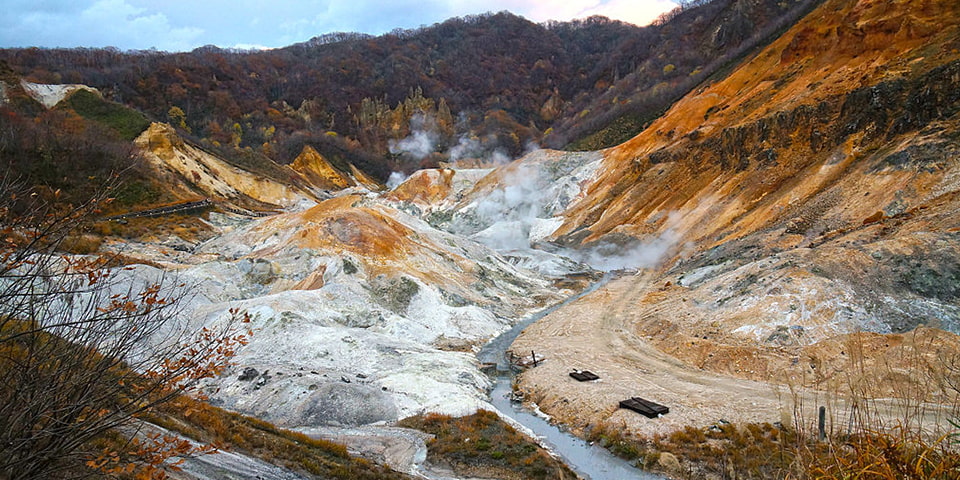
509 271 957 441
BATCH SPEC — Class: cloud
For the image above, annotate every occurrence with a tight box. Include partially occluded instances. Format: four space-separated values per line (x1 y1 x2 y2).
0 0 678 52
0 0 203 51
502 0 677 26
578 0 679 26
228 43 274 52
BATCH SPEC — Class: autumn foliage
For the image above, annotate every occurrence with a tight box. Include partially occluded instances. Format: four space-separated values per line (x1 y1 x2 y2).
0 179 250 479
398 409 577 480
0 0 819 175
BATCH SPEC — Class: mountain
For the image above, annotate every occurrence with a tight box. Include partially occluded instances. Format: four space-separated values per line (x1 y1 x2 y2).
0 0 817 179
552 0 960 334
508 0 960 469
2 0 960 477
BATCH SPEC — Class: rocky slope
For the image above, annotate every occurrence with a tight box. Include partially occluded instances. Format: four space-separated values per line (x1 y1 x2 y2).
98 0 960 466
19 80 99 108
511 0 960 442
108 196 570 422
93 145 607 475
553 0 960 342
135 123 355 210
9 0 960 476
289 145 380 192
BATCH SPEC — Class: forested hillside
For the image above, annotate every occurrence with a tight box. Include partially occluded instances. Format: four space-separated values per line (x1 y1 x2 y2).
0 0 819 180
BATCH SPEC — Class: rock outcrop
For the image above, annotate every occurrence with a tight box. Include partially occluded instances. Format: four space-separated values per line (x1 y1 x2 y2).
290 145 380 191
20 80 99 108
46 0 960 468
135 122 315 208
548 0 960 337
104 185 579 433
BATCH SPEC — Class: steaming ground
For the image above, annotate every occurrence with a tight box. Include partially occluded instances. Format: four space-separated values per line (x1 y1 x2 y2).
94 146 687 475
78 1 960 475
385 147 960 452
398 148 684 271
98 136 960 477
384 111 685 270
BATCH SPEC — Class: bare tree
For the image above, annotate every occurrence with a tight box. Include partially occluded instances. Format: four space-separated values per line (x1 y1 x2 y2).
0 176 249 479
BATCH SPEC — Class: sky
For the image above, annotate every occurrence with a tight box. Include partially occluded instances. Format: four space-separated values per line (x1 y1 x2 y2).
1 0 678 52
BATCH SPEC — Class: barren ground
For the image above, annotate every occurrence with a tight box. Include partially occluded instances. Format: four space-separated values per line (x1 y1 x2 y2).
510 271 958 441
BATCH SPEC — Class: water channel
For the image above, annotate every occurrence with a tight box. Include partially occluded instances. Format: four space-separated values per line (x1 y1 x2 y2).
478 274 664 480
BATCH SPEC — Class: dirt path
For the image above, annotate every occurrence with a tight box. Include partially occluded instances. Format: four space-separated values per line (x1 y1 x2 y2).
509 271 947 439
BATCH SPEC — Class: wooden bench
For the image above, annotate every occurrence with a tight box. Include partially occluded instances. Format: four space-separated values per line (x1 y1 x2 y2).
569 370 599 381
619 397 669 418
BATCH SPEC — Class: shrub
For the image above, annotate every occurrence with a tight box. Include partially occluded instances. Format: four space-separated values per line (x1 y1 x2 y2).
399 409 577 480
0 179 249 479
62 89 151 141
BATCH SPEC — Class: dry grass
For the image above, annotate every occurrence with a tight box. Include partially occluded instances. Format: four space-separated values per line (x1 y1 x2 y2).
90 213 213 243
398 409 577 480
801 426 960 479
58 233 104 254
136 396 410 479
586 418 960 480
584 329 960 480
587 420 798 479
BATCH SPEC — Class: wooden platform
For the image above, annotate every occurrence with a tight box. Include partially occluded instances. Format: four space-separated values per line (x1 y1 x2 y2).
569 370 599 381
619 397 669 418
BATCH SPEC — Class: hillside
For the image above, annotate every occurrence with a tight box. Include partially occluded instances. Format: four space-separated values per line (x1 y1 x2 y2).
0 0 816 179
550 0 960 334
509 0 960 474
2 0 960 478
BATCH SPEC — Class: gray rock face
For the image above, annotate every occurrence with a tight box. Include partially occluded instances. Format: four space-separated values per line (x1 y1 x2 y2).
94 149 608 464
238 367 259 381
295 383 398 427
237 258 278 285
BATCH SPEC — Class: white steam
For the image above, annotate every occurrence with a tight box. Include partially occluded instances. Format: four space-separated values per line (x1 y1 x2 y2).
524 139 541 155
387 134 677 272
467 165 546 250
573 230 680 271
389 111 536 168
461 160 681 271
488 149 511 166
448 134 512 166
390 130 437 159
388 114 439 160
386 171 408 190
571 211 685 271
448 135 481 163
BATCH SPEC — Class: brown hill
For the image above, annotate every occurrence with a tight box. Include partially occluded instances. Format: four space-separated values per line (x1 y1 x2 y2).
548 0 960 333
135 122 322 209
557 0 960 250
512 0 960 447
289 145 356 190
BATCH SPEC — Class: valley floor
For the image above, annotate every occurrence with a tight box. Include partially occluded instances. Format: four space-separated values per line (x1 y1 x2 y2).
510 271 957 445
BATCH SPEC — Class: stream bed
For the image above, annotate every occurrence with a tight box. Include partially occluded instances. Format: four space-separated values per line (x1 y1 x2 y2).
479 273 664 480
489 377 661 480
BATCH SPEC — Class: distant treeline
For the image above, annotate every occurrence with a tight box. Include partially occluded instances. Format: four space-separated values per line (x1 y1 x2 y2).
1 0 819 177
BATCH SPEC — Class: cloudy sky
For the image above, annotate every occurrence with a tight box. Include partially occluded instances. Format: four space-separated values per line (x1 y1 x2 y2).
1 0 678 52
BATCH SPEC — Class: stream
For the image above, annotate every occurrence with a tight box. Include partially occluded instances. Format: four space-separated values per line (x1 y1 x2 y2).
478 274 664 480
